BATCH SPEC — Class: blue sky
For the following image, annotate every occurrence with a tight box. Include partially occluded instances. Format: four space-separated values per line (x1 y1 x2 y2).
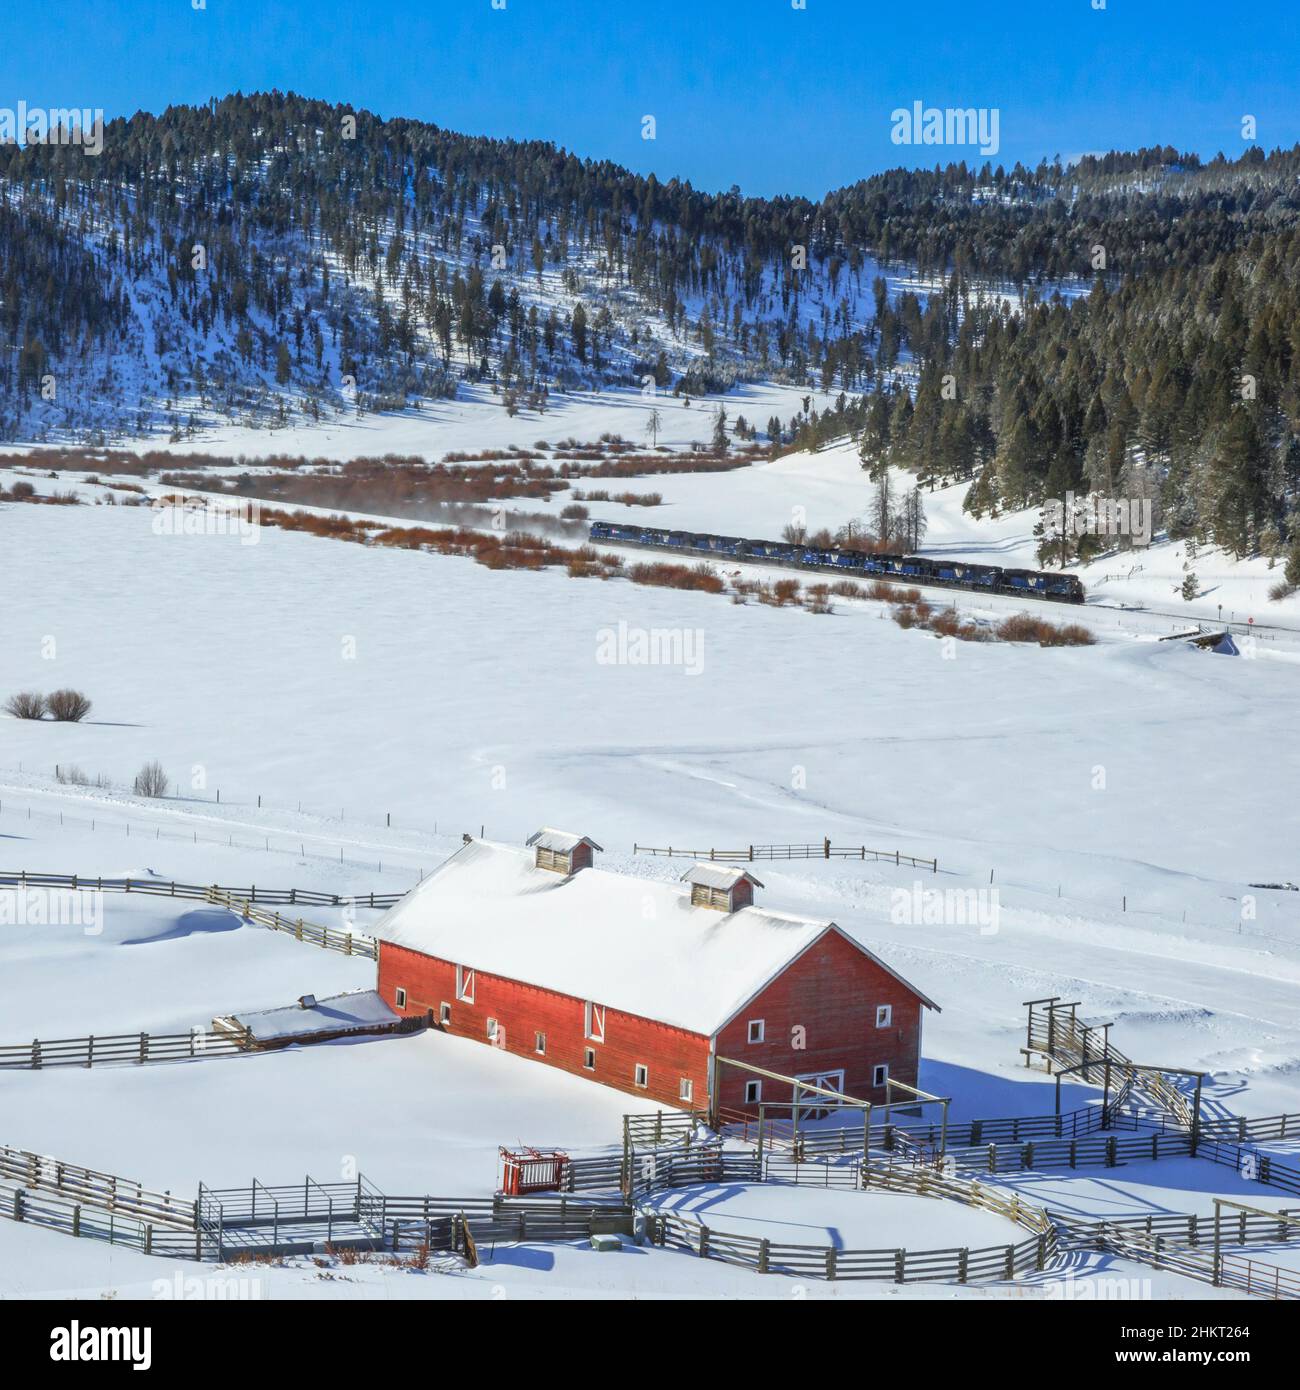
5 0 1299 197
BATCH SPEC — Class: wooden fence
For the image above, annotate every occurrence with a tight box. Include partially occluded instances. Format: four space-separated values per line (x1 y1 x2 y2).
645 1159 1056 1283
928 1130 1193 1176
202 889 377 959
633 841 938 872
0 1143 196 1231
0 1027 251 1070
0 870 402 910
1198 1113 1300 1145
196 1177 634 1258
1194 1137 1300 1197
0 870 380 959
1026 998 1196 1129
1054 1208 1300 1299
3 1182 201 1257
1055 1205 1300 1252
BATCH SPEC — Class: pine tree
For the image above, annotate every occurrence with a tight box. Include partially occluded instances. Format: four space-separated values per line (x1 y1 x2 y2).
712 406 729 454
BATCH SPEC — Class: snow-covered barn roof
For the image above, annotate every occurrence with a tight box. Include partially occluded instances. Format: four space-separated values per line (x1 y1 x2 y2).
525 827 604 854
371 840 936 1036
681 863 764 891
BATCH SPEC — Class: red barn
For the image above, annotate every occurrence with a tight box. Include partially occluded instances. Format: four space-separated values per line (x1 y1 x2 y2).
374 831 938 1116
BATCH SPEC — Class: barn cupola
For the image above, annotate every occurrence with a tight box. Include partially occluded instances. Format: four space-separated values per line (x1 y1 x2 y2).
526 828 603 876
682 864 763 912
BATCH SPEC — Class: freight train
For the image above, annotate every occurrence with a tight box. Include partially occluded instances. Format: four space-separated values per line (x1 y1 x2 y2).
588 522 1086 604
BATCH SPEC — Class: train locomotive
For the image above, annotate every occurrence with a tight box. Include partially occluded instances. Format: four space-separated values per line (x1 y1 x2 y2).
588 522 1085 604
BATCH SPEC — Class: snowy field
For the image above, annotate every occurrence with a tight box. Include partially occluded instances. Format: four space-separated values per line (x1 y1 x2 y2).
2 450 1299 1300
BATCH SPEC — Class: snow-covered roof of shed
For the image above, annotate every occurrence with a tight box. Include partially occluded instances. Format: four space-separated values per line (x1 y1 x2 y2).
525 827 604 854
231 989 400 1042
681 863 764 891
371 840 937 1035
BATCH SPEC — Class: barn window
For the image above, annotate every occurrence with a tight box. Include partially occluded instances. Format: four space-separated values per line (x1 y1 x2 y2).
876 1005 892 1028
744 1080 762 1104
873 1064 889 1088
583 1001 605 1043
634 1064 649 1089
747 1019 765 1044
439 1002 451 1025
535 1032 546 1054
455 966 475 1003
583 1048 597 1071
486 1018 498 1041
679 1078 693 1103
394 986 407 1009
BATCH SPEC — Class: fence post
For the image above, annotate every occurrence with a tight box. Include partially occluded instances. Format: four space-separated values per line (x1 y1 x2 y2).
758 1237 770 1273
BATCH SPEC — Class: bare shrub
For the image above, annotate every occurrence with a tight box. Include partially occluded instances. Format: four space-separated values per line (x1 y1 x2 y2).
46 688 92 722
772 578 801 605
559 503 589 520
996 613 1051 644
929 608 963 638
55 765 89 785
893 605 920 630
1050 623 1097 647
1268 579 1296 602
805 584 833 614
867 581 921 605
133 761 169 798
627 562 725 594
4 691 46 720
830 580 866 600
996 613 1096 647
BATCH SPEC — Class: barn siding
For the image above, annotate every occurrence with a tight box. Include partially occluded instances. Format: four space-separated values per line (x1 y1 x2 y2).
712 930 923 1114
379 942 712 1109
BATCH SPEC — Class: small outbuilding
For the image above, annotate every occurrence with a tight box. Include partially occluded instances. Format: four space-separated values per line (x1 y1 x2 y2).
214 989 409 1049
681 864 763 912
525 827 603 875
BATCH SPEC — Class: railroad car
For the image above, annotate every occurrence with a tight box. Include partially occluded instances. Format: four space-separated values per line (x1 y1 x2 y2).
586 523 1085 603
